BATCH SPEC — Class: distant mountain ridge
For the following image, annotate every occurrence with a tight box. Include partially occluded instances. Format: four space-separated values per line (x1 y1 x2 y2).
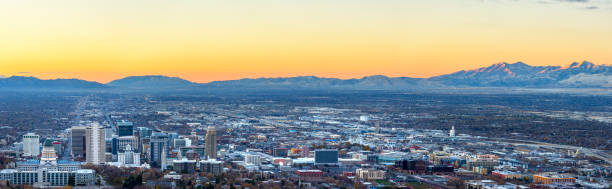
431 61 611 87
107 75 195 89
0 76 106 89
1 61 610 90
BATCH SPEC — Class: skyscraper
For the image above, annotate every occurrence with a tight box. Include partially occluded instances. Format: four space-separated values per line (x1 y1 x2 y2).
104 126 113 139
71 126 87 159
205 126 217 160
449 126 456 137
86 123 105 165
137 127 152 154
149 132 168 168
117 120 134 137
22 133 40 157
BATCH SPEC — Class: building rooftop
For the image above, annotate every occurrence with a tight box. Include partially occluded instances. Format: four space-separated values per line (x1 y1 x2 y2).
58 160 81 165
75 169 94 174
17 160 40 165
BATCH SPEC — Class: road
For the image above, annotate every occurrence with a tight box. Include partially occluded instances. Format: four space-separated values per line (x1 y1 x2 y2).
487 137 612 165
406 175 452 189
62 96 87 161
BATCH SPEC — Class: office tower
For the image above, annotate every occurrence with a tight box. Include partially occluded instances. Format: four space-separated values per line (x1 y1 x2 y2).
137 127 152 153
167 132 179 148
315 149 339 164
117 120 134 137
149 133 168 168
86 123 105 165
449 126 456 137
375 121 381 134
137 127 152 139
140 137 151 159
104 126 113 139
105 138 113 153
205 126 217 159
174 138 191 149
71 126 87 159
22 133 40 157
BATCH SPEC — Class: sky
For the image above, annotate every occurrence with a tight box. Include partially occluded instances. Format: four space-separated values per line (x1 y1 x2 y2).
1 0 611 83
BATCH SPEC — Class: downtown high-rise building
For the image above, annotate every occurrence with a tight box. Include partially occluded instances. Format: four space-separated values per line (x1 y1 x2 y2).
85 123 105 165
117 120 134 137
149 132 168 168
22 133 40 157
205 126 217 160
137 127 153 155
71 126 87 159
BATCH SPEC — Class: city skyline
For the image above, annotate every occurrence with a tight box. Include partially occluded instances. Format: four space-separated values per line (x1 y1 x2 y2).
1 0 611 83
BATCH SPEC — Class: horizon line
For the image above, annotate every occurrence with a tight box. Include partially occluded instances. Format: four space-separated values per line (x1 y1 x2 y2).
1 60 604 84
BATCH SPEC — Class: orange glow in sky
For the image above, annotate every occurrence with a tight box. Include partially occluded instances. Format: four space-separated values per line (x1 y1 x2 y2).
1 1 610 83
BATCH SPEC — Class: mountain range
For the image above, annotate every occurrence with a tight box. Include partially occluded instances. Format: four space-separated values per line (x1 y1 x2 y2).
1 61 610 91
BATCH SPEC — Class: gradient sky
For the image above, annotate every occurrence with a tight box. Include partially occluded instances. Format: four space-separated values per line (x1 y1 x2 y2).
1 0 611 83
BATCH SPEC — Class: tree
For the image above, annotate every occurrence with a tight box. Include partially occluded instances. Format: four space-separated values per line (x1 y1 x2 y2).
448 178 465 189
67 175 75 186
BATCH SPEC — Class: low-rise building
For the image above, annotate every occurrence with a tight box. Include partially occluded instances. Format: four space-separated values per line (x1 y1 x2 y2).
533 173 576 184
200 159 223 175
295 170 324 182
173 159 197 174
355 168 385 180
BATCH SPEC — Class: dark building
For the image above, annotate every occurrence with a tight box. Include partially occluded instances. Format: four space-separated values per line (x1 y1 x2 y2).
179 146 205 159
150 133 168 168
367 154 379 164
315 149 338 164
396 159 426 174
117 120 134 137
71 126 87 159
200 159 223 175
111 137 118 155
273 147 288 157
173 159 197 174
427 164 454 174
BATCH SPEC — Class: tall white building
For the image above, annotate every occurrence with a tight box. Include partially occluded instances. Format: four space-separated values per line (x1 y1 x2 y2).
22 133 40 157
86 123 105 165
449 126 456 137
